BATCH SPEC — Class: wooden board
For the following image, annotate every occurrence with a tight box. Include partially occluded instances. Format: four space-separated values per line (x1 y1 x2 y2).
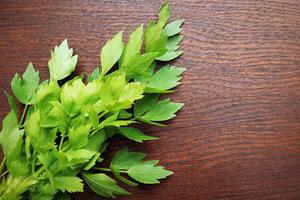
0 0 299 199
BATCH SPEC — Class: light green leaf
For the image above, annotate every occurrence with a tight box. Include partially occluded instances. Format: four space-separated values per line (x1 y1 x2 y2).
99 113 135 129
83 173 130 198
40 101 67 128
53 176 83 193
11 63 40 104
0 176 37 200
69 123 92 149
100 31 124 76
144 2 170 55
36 80 60 113
25 110 57 151
120 24 143 67
83 152 100 170
48 39 78 80
65 149 97 166
60 78 85 117
121 52 158 76
158 2 170 26
119 127 157 143
99 73 144 111
128 161 173 184
163 19 184 36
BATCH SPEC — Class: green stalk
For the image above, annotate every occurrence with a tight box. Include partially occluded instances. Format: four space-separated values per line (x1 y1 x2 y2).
0 170 8 179
19 104 28 127
93 167 127 174
0 156 6 175
58 132 66 151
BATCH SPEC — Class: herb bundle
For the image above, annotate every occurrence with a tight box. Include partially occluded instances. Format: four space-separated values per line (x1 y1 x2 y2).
0 2 185 199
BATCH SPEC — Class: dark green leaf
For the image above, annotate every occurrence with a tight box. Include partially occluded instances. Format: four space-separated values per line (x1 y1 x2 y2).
83 173 130 198
119 127 157 143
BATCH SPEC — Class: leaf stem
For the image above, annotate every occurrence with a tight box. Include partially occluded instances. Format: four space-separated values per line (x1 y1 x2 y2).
98 111 107 119
0 170 8 179
33 166 45 177
93 167 111 172
93 167 127 173
31 151 37 173
19 104 28 127
0 157 6 175
112 169 138 186
58 132 66 151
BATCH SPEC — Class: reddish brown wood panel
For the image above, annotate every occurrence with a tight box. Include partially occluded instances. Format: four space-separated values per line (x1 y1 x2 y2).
0 0 300 199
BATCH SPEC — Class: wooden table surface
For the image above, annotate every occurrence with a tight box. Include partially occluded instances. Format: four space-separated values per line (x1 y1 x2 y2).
0 0 300 199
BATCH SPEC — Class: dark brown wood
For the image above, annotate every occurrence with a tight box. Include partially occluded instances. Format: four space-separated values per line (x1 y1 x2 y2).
0 0 300 199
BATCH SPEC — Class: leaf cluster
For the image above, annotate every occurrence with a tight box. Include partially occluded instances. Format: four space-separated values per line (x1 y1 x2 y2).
0 2 185 199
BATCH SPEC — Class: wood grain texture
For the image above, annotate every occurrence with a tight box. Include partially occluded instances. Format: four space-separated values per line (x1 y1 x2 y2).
0 0 300 199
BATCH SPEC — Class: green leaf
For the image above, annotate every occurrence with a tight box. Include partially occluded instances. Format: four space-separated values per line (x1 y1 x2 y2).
127 160 173 184
99 73 144 111
40 101 67 128
25 110 57 151
118 110 133 119
69 123 92 149
140 98 183 122
7 159 29 177
60 78 85 117
0 176 37 200
5 91 17 115
158 2 170 26
36 80 60 113
135 96 183 124
134 94 159 117
100 31 124 76
48 39 78 80
163 19 184 36
111 148 146 170
83 152 100 170
38 150 56 168
57 149 96 167
166 35 183 51
53 176 83 193
121 52 158 77
119 127 157 143
85 129 106 152
156 51 183 61
144 3 170 55
120 24 143 67
110 148 172 185
88 67 100 82
145 65 185 92
83 173 130 198
11 63 40 104
0 111 23 160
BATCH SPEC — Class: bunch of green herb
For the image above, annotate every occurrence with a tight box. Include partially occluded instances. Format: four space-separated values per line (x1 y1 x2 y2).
0 2 185 199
